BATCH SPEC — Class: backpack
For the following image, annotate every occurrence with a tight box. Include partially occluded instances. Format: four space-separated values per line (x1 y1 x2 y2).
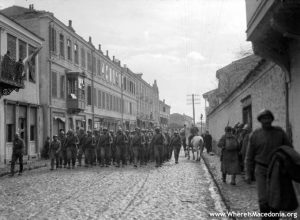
225 136 239 151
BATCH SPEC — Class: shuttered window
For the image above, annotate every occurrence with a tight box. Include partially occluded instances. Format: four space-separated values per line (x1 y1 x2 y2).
87 86 92 105
52 72 57 97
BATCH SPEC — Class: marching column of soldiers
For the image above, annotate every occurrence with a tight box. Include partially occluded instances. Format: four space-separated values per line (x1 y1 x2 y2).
40 126 185 171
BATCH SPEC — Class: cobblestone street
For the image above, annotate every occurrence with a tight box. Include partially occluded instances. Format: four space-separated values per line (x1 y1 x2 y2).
0 153 227 220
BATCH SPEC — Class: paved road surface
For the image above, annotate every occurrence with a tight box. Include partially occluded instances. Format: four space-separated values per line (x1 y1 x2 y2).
0 153 227 220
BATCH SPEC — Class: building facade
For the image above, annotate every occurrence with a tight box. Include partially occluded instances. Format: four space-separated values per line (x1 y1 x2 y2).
245 0 300 206
204 59 286 154
0 12 43 163
1 5 162 141
135 74 160 128
159 99 170 129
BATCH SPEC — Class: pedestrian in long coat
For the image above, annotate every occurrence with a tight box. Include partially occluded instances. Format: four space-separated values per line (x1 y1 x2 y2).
218 126 240 185
245 109 292 217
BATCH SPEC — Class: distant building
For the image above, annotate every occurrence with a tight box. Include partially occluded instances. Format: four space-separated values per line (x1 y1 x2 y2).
169 113 193 130
0 12 43 163
159 99 170 129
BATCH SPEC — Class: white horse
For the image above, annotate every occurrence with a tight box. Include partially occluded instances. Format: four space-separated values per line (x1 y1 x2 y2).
189 136 204 161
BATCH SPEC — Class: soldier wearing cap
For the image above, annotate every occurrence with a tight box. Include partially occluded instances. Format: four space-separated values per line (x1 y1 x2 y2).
245 109 292 216
109 130 116 165
65 130 79 169
84 130 94 167
10 133 25 176
97 127 111 167
96 128 102 165
151 127 165 167
115 127 128 167
49 135 61 170
170 130 181 164
58 129 67 168
77 128 86 167
131 127 142 167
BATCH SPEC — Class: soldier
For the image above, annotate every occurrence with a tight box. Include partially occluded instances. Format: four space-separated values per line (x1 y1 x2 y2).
65 130 78 169
170 130 182 164
77 128 86 167
109 130 116 165
92 130 99 165
203 130 213 154
131 128 142 167
10 133 25 176
165 130 172 161
96 128 102 165
97 127 111 167
58 129 67 168
139 129 147 166
148 129 154 162
151 127 165 167
84 130 94 167
245 109 292 216
49 135 61 170
115 128 128 167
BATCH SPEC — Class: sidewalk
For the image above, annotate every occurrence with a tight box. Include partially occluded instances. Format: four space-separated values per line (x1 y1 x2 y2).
202 152 259 214
0 159 49 177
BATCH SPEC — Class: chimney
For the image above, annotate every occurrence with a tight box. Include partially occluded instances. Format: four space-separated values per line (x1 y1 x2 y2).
29 4 34 10
163 99 165 103
98 44 101 51
89 36 92 44
113 56 115 61
106 50 109 57
68 20 72 28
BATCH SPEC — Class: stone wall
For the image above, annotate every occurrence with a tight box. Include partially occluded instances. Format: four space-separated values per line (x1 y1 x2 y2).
207 61 286 154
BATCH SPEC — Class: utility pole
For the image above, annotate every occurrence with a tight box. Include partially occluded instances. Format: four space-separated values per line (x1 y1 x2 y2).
200 113 203 134
187 94 200 125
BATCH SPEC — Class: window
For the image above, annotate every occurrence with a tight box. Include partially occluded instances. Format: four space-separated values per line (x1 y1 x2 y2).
92 56 96 74
130 103 132 115
49 26 57 53
52 72 57 97
59 34 64 57
28 45 37 82
98 90 101 108
110 94 113 110
123 77 126 90
60 75 65 98
67 39 72 60
18 39 27 61
81 48 86 68
101 62 105 76
106 93 109 109
87 85 92 105
102 92 106 109
93 88 97 107
30 108 37 142
97 59 101 76
6 104 15 142
163 107 166 112
74 44 79 64
7 34 17 60
87 52 92 72
105 65 109 81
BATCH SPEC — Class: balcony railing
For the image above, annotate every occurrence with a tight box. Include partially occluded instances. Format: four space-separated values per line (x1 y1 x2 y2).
0 55 25 98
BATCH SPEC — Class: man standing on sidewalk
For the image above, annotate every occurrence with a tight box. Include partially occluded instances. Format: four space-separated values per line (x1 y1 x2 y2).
203 130 212 154
245 109 292 219
10 133 25 176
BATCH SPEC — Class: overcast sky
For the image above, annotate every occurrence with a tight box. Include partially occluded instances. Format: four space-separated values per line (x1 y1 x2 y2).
0 0 252 121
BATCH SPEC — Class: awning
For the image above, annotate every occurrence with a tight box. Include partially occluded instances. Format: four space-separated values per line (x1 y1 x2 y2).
54 116 66 123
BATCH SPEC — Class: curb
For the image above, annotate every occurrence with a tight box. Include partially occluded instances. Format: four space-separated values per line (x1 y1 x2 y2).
201 154 236 220
0 163 48 178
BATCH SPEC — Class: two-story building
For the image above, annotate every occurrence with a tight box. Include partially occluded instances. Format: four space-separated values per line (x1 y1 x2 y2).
0 12 43 164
